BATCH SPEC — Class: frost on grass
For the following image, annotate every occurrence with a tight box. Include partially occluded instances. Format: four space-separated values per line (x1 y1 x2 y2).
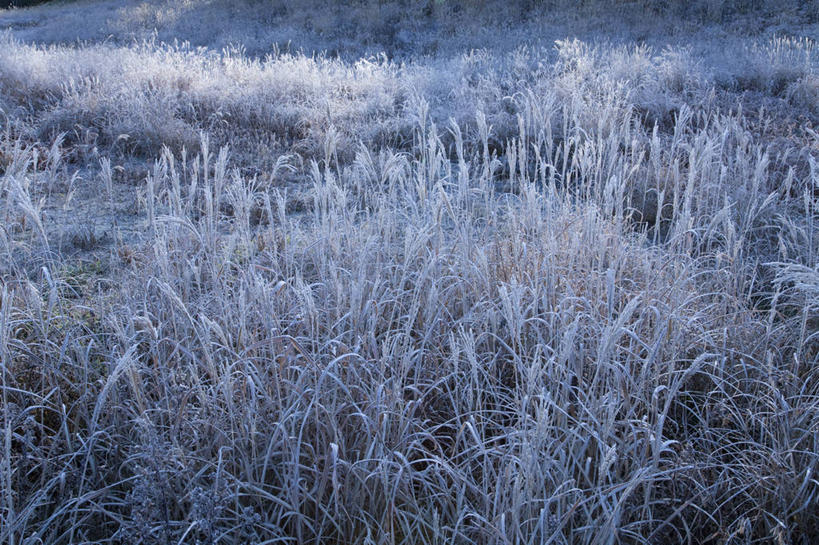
1 1 819 544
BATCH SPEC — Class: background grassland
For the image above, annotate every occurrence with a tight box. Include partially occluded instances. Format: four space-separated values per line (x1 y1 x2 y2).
1 1 819 544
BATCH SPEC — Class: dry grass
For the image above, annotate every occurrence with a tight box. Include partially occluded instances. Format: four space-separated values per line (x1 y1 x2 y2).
1 1 818 544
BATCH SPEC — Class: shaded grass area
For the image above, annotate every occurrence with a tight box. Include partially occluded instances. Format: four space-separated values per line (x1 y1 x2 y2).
1 1 819 544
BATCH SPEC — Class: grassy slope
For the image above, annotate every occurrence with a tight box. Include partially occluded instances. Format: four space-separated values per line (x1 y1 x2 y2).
1 1 818 543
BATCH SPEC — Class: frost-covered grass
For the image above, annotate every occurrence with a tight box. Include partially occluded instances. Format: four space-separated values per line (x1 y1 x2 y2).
1 1 819 544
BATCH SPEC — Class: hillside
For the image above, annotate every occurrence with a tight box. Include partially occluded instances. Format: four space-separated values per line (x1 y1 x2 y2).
1 1 818 544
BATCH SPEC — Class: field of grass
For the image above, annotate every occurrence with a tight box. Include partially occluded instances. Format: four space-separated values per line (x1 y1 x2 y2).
1 1 818 543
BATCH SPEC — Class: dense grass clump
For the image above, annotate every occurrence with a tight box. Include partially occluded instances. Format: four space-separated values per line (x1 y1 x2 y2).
1 1 819 544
